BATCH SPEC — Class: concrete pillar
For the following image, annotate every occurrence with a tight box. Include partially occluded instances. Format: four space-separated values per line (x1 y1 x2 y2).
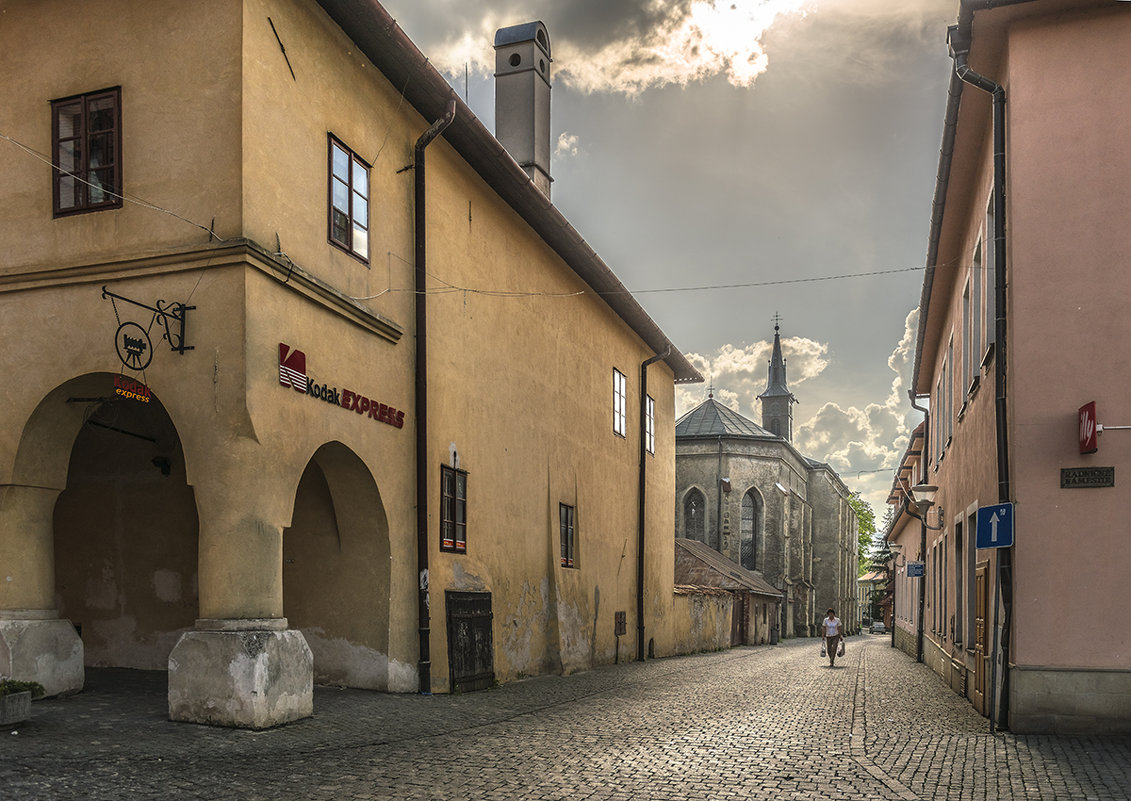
0 485 84 695
168 618 312 729
166 483 311 728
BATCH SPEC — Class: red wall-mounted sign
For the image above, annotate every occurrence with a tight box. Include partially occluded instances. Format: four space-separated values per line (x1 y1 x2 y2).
1079 401 1098 454
279 342 406 429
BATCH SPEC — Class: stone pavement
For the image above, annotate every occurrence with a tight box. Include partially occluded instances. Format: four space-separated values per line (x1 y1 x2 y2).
3 636 1130 800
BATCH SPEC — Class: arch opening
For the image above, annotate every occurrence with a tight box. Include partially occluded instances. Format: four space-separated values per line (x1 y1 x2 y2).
283 442 391 690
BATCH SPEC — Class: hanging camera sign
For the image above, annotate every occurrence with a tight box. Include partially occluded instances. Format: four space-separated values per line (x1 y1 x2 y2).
102 285 195 372
115 321 153 371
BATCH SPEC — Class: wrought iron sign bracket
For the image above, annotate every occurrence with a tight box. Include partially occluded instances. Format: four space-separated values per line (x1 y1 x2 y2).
102 286 195 355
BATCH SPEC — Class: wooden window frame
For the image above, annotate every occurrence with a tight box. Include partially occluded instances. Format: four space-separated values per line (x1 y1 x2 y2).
328 134 370 263
51 87 123 217
440 465 467 553
559 503 577 568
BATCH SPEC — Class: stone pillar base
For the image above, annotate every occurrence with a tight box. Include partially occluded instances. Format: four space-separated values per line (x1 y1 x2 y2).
168 623 312 729
0 612 84 697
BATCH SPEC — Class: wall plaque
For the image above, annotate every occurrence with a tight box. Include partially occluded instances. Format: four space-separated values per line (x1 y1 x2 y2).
1060 466 1115 488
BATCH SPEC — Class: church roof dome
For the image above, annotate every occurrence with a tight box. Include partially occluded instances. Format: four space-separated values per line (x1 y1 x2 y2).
675 397 776 439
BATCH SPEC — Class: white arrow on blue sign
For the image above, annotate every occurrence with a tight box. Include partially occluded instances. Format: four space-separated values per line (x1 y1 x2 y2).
976 502 1014 549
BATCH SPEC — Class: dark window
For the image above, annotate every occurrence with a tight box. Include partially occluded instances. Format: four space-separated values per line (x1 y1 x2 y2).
684 489 705 543
52 87 122 216
560 503 576 568
740 490 761 571
441 465 467 553
328 135 369 262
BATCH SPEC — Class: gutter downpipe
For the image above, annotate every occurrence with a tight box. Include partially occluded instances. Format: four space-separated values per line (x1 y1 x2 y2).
414 97 457 695
949 0 1036 731
637 346 670 662
909 392 930 664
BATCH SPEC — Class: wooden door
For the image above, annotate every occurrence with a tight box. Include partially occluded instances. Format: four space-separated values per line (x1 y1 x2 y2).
973 563 988 713
446 591 495 693
731 592 748 646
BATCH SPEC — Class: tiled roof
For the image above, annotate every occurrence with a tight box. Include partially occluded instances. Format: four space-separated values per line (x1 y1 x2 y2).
674 538 782 597
675 398 776 440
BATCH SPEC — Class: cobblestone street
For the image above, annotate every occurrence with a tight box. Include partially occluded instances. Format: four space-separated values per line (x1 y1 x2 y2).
4 636 1129 800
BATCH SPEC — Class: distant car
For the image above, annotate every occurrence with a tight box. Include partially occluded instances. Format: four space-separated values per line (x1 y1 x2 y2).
870 621 886 634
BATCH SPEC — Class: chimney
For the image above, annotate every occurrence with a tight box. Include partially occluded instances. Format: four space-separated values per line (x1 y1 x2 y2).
494 22 552 198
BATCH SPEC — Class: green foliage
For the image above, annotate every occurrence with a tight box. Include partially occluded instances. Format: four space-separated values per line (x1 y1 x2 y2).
849 492 877 575
0 679 45 699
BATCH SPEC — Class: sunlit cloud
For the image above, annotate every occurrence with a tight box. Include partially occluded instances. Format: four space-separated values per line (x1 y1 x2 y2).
676 336 828 421
428 0 812 96
791 308 921 520
421 0 951 97
555 132 581 158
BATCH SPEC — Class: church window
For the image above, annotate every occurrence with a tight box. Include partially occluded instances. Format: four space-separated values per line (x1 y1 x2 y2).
740 490 761 571
684 489 705 543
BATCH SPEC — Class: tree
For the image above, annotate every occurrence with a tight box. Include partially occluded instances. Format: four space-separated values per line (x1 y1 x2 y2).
849 491 876 576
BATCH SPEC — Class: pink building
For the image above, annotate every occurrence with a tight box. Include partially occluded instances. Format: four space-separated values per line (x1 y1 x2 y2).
889 0 1131 734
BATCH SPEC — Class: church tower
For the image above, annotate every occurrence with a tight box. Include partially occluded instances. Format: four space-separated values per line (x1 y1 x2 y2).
757 320 797 441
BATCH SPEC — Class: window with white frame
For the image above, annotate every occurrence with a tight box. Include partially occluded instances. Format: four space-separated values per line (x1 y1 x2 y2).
329 134 370 262
961 280 971 399
613 368 627 437
645 395 655 454
971 239 982 384
985 193 996 353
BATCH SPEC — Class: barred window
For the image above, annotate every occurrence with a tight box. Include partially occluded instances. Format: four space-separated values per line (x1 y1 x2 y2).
560 503 576 568
441 465 467 553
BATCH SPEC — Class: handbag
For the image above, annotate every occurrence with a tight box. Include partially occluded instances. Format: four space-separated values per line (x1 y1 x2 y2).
837 639 845 657
820 643 826 657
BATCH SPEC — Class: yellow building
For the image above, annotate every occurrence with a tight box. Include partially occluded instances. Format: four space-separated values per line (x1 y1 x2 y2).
0 0 700 728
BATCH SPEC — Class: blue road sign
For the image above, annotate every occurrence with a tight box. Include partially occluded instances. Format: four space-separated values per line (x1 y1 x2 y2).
906 561 925 578
976 503 1014 549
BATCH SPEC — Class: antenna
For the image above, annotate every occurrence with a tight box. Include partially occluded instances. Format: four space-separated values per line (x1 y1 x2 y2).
465 62 469 104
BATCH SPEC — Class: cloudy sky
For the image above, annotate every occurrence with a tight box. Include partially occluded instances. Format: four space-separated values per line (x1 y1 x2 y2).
381 0 957 521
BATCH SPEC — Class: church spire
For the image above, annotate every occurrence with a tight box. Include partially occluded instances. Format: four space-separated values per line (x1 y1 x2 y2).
757 314 797 441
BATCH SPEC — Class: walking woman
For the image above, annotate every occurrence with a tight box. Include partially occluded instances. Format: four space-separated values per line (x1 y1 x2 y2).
822 608 842 667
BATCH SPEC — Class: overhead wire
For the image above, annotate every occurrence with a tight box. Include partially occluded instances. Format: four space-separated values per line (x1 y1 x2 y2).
0 130 229 243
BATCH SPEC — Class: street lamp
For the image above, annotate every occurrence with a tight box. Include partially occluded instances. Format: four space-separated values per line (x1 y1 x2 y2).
888 542 904 648
906 483 944 530
904 483 940 664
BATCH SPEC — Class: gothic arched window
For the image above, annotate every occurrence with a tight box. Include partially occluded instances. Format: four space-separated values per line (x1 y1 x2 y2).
740 489 762 571
684 489 706 543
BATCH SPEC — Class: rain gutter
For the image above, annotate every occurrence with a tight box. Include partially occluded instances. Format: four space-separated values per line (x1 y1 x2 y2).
637 346 670 661
414 98 457 695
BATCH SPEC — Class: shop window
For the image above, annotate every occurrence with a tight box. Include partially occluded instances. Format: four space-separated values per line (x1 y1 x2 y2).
440 465 467 553
559 503 576 568
52 87 122 216
328 134 369 262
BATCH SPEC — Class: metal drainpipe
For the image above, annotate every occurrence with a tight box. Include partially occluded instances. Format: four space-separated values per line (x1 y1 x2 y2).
909 392 930 663
414 97 457 695
950 4 1030 727
636 346 670 662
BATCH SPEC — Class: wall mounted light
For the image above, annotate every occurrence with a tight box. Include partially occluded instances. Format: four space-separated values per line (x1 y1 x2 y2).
906 483 945 531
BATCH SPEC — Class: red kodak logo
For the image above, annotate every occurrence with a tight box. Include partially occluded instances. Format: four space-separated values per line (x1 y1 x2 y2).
279 343 307 392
